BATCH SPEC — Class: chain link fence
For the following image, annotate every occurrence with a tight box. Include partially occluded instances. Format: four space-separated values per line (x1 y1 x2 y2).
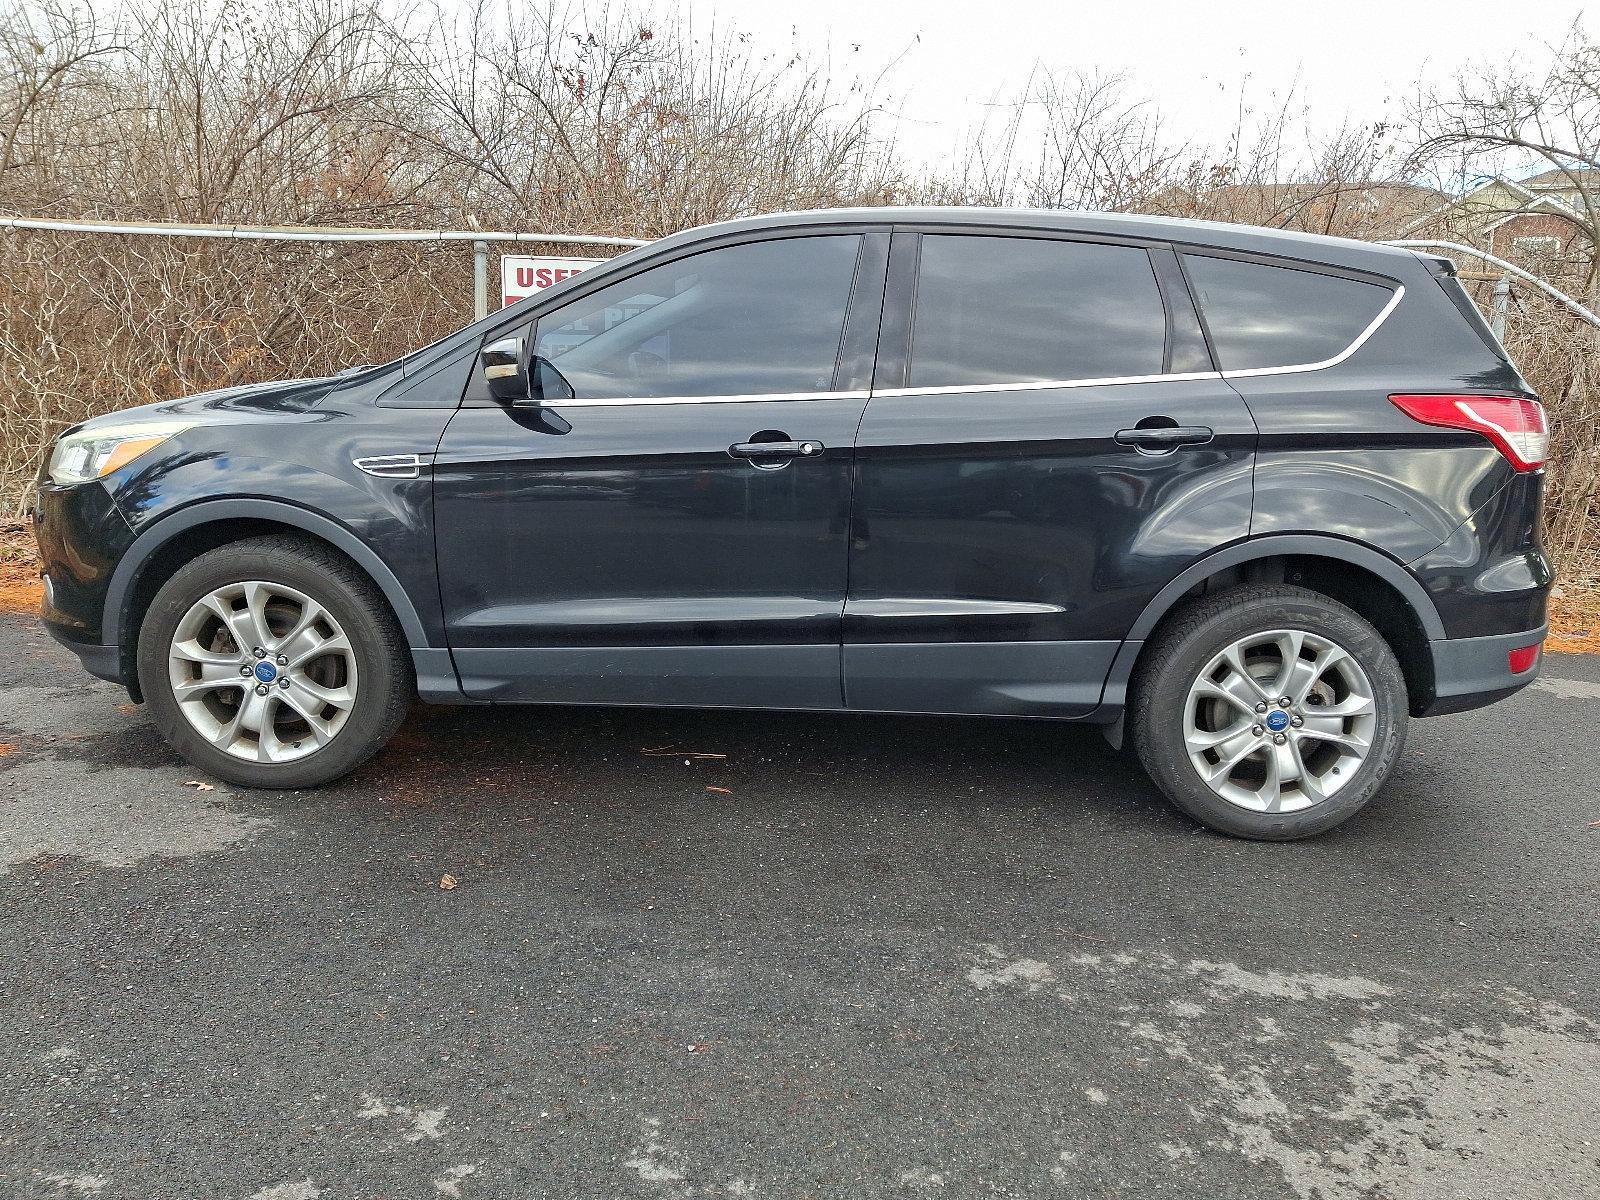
0 220 644 512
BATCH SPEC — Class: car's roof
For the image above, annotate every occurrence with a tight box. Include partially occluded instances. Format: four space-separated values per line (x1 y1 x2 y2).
646 205 1424 277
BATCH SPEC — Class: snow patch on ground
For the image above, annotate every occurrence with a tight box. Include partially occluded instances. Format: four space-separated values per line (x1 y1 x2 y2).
246 1183 321 1200
356 1093 449 1144
966 943 1600 1198
39 1175 107 1196
966 944 1056 992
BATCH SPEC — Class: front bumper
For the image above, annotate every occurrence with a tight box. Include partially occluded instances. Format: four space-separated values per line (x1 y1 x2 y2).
33 477 136 642
1417 625 1548 716
33 477 137 688
40 606 124 684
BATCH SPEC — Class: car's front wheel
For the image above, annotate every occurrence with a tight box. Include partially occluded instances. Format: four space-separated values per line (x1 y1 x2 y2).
136 535 412 789
1129 584 1408 840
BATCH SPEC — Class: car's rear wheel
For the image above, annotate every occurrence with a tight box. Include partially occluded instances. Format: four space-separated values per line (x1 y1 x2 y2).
136 535 412 789
1129 584 1407 840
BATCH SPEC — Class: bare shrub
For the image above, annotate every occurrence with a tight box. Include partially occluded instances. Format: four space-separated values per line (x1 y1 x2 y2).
0 0 904 512
1487 287 1600 582
396 1 903 235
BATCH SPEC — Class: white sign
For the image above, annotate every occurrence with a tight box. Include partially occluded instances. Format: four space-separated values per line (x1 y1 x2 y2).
500 254 604 309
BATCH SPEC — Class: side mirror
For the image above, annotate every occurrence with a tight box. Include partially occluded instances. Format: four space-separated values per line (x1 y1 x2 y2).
481 335 528 404
479 338 576 407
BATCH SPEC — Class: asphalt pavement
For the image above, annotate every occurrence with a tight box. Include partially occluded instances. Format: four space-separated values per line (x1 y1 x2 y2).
1 610 1596 1200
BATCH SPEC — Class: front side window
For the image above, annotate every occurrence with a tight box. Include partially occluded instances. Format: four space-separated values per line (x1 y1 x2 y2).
1182 254 1394 372
908 235 1168 388
531 235 861 398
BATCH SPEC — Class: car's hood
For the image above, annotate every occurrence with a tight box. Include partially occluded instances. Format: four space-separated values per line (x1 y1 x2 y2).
68 368 403 437
131 375 343 422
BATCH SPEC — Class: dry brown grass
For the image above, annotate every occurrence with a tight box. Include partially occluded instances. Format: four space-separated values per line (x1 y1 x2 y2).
1549 583 1600 653
0 523 41 613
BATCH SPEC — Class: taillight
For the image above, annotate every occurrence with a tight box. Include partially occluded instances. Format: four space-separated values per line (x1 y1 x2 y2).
1508 643 1541 674
1389 394 1549 471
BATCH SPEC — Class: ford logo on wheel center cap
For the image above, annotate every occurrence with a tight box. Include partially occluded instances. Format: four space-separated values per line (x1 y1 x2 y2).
253 660 278 684
1265 709 1291 733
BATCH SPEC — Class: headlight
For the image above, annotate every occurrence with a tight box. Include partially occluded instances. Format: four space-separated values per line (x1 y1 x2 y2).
47 419 194 486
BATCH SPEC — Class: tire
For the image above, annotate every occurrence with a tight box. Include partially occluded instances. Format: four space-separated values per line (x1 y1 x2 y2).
136 534 413 789
1129 584 1407 840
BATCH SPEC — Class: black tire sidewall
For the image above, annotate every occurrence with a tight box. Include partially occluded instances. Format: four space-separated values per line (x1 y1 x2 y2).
1133 591 1407 840
136 542 406 789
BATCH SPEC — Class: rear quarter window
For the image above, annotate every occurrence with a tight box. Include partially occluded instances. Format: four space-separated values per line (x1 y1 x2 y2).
1436 273 1513 363
1182 254 1395 372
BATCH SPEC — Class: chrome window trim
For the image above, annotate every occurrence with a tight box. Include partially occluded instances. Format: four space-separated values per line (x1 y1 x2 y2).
871 370 1223 399
536 389 870 407
506 283 1402 407
1217 283 1405 379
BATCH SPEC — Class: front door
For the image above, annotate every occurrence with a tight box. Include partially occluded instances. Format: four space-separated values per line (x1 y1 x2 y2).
845 230 1257 716
435 231 886 707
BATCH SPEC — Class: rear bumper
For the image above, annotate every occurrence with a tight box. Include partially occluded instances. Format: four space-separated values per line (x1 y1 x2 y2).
1417 625 1547 716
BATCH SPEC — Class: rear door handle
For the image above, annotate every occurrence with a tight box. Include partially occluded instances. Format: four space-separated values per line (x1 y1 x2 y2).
1114 425 1214 452
728 440 825 460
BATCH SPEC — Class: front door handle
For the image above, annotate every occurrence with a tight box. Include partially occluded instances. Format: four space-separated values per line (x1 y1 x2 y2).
1114 425 1214 452
728 439 825 460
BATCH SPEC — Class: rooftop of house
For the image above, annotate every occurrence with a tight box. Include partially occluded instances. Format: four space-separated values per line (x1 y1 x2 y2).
1519 166 1600 189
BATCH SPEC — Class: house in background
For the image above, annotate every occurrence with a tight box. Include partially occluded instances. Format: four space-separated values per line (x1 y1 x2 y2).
1149 180 1445 241
1400 169 1600 279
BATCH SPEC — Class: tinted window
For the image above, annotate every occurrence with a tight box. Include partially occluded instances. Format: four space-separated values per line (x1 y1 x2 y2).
1183 254 1393 371
908 235 1167 388
533 235 860 398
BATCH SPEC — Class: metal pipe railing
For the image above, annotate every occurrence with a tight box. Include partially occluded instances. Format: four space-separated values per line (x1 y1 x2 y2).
0 214 652 319
1383 239 1600 329
0 214 650 247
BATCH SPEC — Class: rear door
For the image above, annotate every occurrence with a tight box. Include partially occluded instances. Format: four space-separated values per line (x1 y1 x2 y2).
434 230 887 706
844 228 1257 716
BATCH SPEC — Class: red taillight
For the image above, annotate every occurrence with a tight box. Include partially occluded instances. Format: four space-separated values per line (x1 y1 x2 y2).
1389 394 1549 471
1508 643 1542 674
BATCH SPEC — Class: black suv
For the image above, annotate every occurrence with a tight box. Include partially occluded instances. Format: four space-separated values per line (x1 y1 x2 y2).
32 208 1552 839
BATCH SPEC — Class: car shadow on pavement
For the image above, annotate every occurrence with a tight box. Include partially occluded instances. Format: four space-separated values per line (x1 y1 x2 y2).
347 699 1170 822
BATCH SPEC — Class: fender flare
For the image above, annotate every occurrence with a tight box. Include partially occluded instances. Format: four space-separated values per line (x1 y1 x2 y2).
1126 534 1446 642
1095 534 1446 720
104 498 433 650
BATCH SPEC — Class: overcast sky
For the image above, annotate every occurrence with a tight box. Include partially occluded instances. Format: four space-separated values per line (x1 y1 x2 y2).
683 0 1591 172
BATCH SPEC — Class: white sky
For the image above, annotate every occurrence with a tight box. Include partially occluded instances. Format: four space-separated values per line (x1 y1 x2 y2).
684 0 1592 173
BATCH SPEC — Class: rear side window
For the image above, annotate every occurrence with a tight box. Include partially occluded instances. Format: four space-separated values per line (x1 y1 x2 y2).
909 235 1167 388
1182 254 1394 372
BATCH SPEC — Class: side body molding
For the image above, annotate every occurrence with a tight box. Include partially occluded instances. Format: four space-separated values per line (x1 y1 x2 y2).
1094 534 1447 717
103 499 463 702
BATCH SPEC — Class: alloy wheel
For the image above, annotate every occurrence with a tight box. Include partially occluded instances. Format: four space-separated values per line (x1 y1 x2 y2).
1182 628 1377 813
165 580 358 764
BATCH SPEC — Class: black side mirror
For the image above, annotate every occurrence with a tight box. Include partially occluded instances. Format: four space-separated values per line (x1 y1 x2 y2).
479 337 576 408
481 335 528 404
